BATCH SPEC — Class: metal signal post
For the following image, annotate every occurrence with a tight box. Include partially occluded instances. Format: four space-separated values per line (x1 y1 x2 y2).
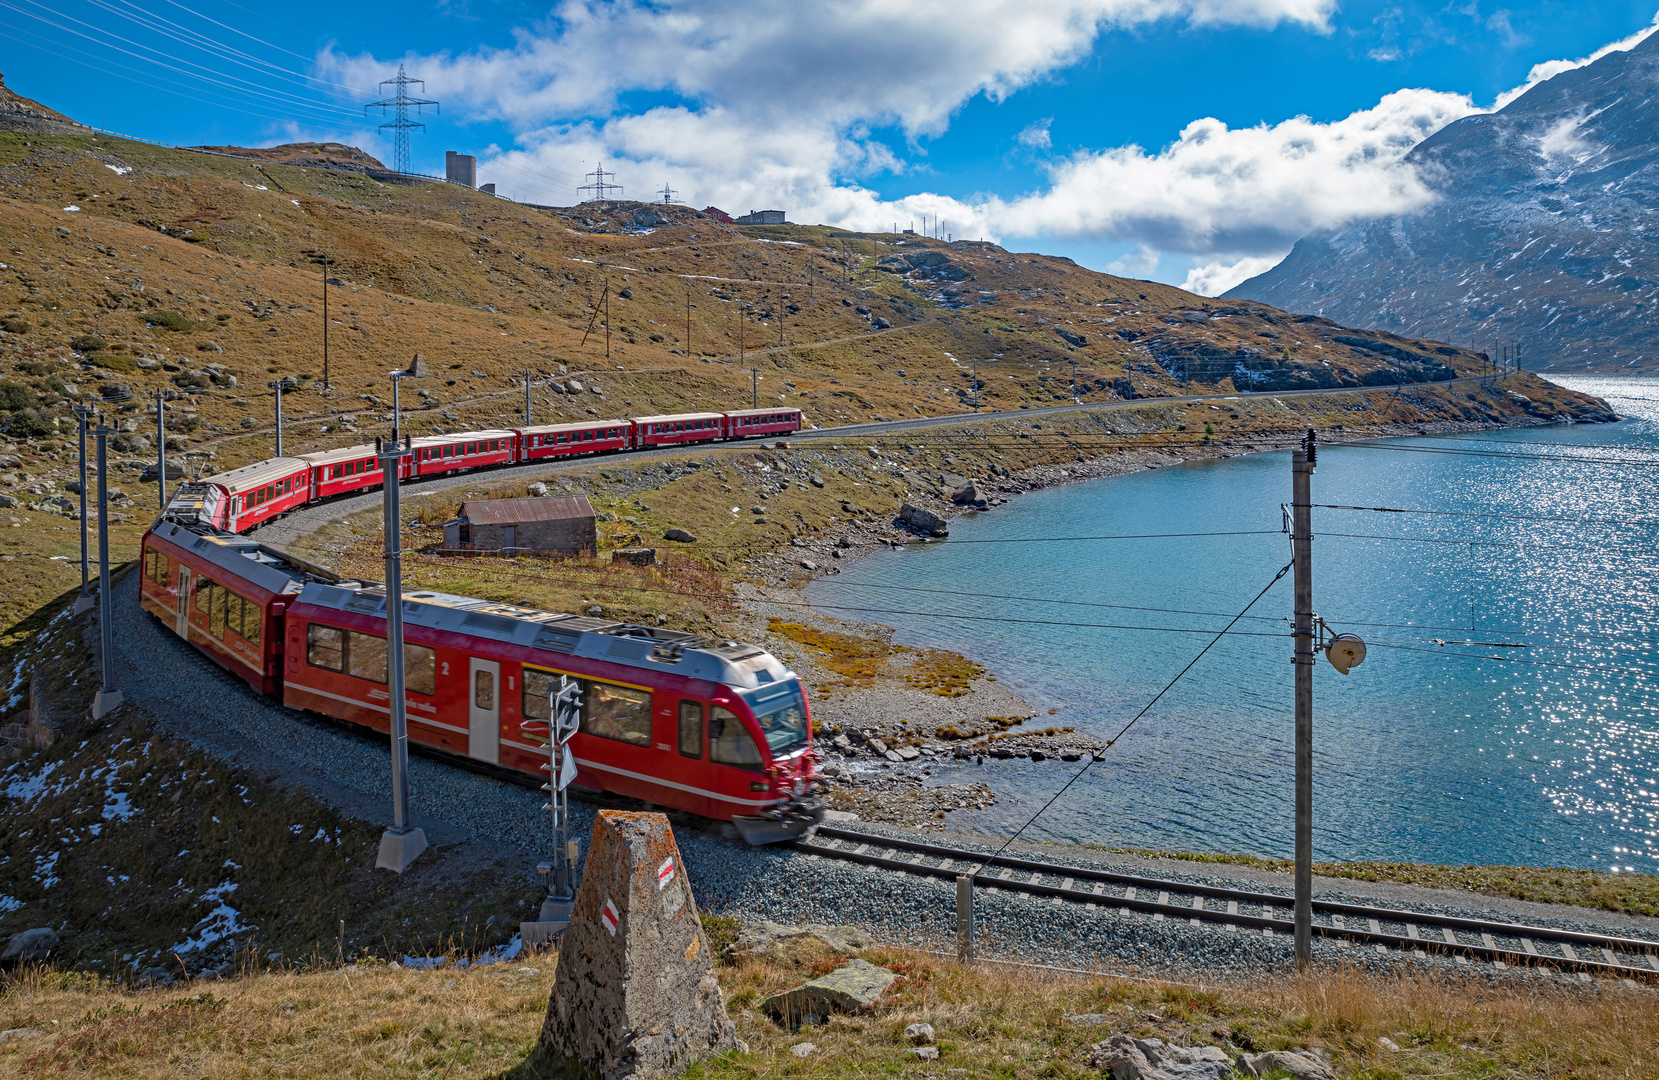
154 391 167 508
72 406 94 615
374 432 426 873
91 417 123 720
1291 429 1315 969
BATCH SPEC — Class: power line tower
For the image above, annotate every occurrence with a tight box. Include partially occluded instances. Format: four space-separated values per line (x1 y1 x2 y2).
579 162 623 201
365 63 439 175
657 182 678 205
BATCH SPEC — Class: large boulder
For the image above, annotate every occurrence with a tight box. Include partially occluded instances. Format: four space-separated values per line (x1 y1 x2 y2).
724 919 870 964
1088 1035 1232 1080
663 527 697 543
540 811 737 1080
948 479 981 505
1 927 58 964
1239 1050 1338 1080
759 958 897 1026
898 502 948 536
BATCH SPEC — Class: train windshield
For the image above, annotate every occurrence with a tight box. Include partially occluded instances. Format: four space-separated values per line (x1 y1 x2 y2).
739 679 808 756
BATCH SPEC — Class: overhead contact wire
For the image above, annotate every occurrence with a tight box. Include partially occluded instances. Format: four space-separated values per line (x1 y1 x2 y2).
966 561 1293 880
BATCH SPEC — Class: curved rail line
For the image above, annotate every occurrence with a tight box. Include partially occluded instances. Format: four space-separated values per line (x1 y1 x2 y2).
797 825 1659 983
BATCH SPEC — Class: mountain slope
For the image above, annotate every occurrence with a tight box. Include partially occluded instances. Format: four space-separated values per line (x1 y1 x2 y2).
1228 29 1659 372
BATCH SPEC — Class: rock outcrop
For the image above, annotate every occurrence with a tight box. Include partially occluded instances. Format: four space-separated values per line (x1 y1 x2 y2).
759 957 897 1025
540 811 737 1080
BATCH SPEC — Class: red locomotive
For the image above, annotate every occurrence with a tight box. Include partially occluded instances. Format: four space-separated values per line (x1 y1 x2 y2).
164 408 804 533
138 518 823 844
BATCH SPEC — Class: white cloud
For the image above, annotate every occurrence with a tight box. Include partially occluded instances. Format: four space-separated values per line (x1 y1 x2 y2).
1018 118 1054 149
989 87 1477 255
1108 244 1162 278
1493 14 1659 109
1182 254 1284 295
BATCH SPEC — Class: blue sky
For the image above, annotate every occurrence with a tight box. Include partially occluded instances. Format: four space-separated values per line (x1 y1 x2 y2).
5 1 1656 292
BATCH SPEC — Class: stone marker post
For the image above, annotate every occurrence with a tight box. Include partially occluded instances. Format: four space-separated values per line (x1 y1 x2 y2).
542 810 738 1080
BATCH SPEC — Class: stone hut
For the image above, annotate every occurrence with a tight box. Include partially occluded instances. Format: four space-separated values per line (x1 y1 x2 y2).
442 495 596 555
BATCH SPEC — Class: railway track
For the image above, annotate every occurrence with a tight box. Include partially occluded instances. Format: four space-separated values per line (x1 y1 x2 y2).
797 825 1659 983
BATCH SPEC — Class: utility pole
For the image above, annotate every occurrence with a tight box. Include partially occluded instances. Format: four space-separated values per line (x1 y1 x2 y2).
752 368 759 409
73 406 93 615
365 63 439 176
1071 357 1078 399
658 182 677 205
523 370 533 425
91 416 123 720
267 381 284 458
304 251 336 389
154 392 167 508
686 285 692 357
373 429 424 873
1291 428 1316 970
973 357 980 413
605 280 611 359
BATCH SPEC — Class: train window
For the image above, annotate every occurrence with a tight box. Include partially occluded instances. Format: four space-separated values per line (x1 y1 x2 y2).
581 683 651 747
306 624 344 671
348 632 388 683
195 578 213 614
474 668 495 710
709 707 762 770
406 644 435 696
521 667 556 720
210 584 228 638
677 702 703 758
466 442 476 454
444 445 454 457
238 595 261 646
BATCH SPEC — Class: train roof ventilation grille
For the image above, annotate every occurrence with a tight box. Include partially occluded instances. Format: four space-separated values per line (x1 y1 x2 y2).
461 611 521 637
345 594 386 614
533 628 580 653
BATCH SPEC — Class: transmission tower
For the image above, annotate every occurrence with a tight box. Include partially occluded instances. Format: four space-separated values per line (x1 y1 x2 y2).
579 162 623 201
657 182 678 205
365 63 439 175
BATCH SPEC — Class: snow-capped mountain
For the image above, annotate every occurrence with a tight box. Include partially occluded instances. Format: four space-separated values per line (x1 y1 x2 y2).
1227 29 1659 372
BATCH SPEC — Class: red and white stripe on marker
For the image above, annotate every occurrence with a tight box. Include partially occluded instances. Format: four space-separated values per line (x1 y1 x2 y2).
657 856 676 891
601 898 619 936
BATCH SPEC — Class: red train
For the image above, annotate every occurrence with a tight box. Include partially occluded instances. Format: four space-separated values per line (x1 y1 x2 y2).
166 408 804 533
138 518 823 844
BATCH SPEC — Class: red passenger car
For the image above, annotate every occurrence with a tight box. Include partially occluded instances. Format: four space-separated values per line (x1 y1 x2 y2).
162 457 312 532
724 407 803 438
298 444 388 500
407 430 517 478
634 412 727 448
514 420 634 461
138 520 314 694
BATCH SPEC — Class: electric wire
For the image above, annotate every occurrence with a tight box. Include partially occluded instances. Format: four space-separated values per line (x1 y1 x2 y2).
0 0 362 125
966 562 1293 879
1312 504 1659 528
1341 441 1659 468
1318 531 1659 558
0 19 335 127
792 602 1289 638
86 0 368 96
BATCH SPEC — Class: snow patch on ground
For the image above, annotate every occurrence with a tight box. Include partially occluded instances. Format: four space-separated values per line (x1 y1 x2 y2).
172 881 243 953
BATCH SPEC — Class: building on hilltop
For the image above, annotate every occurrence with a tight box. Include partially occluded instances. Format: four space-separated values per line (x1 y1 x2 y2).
441 496 596 556
700 206 734 224
735 209 786 225
445 151 476 187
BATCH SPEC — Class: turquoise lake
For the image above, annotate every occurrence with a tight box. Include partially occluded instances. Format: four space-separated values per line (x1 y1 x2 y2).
803 375 1659 874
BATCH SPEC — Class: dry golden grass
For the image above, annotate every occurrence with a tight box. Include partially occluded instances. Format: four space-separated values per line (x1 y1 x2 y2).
7 944 1653 1079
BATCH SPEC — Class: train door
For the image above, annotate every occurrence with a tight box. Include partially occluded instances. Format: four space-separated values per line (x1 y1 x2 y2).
468 657 501 764
174 566 192 638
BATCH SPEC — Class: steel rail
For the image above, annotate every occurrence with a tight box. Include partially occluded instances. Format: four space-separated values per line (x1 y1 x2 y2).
799 825 1659 982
